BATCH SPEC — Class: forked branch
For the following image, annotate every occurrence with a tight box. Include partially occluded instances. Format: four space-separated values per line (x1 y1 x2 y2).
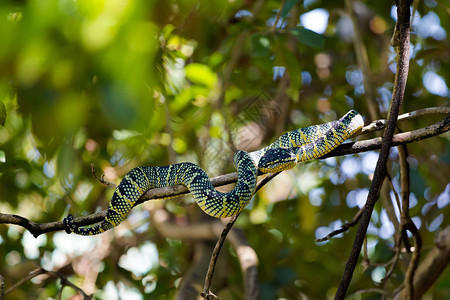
0 108 448 238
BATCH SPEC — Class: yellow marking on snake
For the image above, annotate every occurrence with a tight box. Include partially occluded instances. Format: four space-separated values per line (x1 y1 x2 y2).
63 110 364 235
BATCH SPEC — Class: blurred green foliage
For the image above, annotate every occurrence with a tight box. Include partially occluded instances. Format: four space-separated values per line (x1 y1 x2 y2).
0 0 449 299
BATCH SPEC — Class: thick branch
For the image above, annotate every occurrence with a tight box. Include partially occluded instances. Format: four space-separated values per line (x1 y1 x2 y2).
335 0 413 298
0 111 448 237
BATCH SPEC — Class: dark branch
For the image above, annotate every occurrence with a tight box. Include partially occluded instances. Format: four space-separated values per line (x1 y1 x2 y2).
393 226 449 299
0 111 448 238
335 0 414 298
200 172 274 299
0 274 4 300
398 144 422 299
201 214 240 300
316 206 364 242
152 208 260 299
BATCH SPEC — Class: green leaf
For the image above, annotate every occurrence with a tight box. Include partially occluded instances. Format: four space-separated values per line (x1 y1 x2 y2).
185 63 217 88
289 27 325 49
282 0 299 18
251 33 271 57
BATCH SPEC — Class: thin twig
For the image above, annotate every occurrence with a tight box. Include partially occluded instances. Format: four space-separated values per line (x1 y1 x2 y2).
363 236 369 268
201 213 240 299
270 0 286 32
398 144 422 299
91 163 117 189
0 274 4 300
381 175 401 242
4 268 92 299
0 112 448 238
359 106 450 136
316 206 364 242
382 162 406 284
5 269 45 295
387 171 412 252
382 224 403 282
386 173 402 215
152 208 259 299
398 145 410 219
200 172 279 299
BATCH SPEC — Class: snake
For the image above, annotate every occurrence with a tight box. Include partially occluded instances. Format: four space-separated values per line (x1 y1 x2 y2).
64 110 364 235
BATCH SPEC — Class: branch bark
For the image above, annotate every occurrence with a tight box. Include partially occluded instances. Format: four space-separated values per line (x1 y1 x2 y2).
201 170 274 299
0 109 448 238
0 274 4 300
334 0 413 298
398 144 422 299
392 226 450 300
152 209 259 300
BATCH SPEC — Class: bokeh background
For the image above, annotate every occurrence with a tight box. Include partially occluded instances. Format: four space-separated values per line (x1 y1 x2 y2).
0 0 449 299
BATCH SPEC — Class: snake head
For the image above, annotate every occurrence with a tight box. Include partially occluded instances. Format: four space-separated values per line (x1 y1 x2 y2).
258 148 297 173
342 110 364 136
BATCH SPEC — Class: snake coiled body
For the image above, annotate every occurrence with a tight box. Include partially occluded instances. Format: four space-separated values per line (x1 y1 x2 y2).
64 110 364 235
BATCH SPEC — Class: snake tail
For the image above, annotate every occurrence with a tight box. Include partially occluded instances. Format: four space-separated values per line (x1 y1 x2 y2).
64 150 257 235
64 110 364 236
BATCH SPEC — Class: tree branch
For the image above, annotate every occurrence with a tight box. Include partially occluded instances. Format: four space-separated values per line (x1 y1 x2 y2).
201 214 240 300
4 268 92 299
398 144 422 299
201 173 271 299
175 243 215 300
0 109 448 238
0 274 4 300
316 206 364 242
392 226 450 300
334 0 413 298
152 209 259 300
359 106 450 135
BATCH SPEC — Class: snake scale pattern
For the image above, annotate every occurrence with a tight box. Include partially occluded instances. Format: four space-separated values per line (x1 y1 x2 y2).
64 110 364 235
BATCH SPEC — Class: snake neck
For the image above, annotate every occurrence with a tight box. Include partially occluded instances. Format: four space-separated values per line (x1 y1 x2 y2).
250 110 364 171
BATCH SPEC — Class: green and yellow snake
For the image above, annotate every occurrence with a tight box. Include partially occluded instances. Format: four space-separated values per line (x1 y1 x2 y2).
64 110 364 235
